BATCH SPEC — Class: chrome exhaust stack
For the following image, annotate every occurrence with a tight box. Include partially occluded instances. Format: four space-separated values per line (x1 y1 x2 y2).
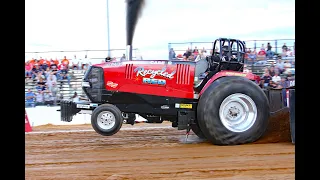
126 45 133 61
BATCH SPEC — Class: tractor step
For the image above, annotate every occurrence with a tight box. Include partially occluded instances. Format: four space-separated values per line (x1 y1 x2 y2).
177 111 195 130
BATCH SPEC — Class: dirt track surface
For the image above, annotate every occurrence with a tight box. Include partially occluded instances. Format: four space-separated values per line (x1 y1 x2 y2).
26 114 294 180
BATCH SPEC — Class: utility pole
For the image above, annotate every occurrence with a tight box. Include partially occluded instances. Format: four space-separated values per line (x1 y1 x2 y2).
107 0 111 57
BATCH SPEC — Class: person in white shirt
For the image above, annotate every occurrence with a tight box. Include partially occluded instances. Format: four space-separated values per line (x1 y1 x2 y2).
272 71 281 84
46 74 57 91
284 60 292 69
82 55 91 69
72 55 79 69
286 49 293 56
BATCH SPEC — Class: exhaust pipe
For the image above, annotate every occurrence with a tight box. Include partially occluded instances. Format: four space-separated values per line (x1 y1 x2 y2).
126 45 132 61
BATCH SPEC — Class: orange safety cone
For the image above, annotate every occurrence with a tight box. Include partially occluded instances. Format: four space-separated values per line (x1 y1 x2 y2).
25 109 32 132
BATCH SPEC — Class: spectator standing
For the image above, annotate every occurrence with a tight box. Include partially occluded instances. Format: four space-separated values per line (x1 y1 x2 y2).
282 43 288 52
169 48 176 60
25 89 35 107
120 54 126 61
25 62 33 78
82 55 90 69
71 55 79 69
266 42 274 59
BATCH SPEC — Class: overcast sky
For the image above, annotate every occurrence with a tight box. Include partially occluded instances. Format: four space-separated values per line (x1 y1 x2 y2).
25 0 295 60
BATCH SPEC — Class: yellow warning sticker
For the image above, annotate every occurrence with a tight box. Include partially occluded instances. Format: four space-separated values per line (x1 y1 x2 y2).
179 104 192 109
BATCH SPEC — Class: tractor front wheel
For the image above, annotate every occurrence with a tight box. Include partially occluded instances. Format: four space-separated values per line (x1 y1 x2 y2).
91 104 123 136
197 76 270 145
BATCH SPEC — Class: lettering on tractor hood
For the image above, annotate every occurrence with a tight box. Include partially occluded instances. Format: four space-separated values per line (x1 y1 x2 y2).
134 66 176 79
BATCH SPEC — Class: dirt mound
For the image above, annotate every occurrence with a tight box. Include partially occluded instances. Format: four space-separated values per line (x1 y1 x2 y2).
255 111 292 144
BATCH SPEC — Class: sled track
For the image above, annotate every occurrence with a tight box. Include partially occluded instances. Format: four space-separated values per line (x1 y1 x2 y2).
26 116 294 180
26 126 172 135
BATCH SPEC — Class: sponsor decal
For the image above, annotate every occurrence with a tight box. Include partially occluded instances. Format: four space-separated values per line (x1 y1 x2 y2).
161 105 170 109
105 62 122 67
175 103 193 109
225 72 247 77
76 104 90 109
134 67 176 79
90 103 98 107
134 67 176 86
143 78 166 86
106 81 118 88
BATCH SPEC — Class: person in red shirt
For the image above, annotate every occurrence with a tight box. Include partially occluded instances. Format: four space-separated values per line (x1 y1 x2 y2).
25 62 33 77
258 49 266 56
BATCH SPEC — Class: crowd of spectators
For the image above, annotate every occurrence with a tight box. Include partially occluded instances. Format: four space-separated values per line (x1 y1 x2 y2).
25 55 91 107
169 46 210 61
169 42 295 63
245 42 295 63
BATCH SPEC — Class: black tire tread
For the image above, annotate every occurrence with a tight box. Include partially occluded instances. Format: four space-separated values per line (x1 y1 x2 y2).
197 76 270 145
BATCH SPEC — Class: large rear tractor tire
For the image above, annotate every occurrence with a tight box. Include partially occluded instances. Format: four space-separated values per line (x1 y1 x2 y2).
91 104 123 136
197 76 270 145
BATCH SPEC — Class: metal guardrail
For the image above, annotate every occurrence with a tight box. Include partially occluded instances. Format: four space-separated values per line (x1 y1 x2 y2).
25 48 140 61
168 39 295 56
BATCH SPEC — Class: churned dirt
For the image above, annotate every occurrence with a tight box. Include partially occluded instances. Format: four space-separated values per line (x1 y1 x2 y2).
25 114 294 180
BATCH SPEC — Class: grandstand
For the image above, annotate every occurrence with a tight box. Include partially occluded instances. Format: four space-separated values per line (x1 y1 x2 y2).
25 69 86 105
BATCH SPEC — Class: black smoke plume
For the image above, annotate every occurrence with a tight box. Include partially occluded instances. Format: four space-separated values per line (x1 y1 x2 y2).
125 0 145 46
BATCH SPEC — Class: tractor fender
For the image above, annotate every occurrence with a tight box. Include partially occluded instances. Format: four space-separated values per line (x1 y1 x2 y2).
199 70 260 96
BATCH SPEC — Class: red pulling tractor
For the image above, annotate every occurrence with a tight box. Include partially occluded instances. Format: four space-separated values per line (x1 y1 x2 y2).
60 38 295 145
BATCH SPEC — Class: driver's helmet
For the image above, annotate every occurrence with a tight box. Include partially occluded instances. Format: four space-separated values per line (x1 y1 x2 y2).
222 45 229 51
222 46 229 56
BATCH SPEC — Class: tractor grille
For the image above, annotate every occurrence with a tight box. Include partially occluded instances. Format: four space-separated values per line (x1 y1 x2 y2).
83 66 105 102
176 64 191 85
125 64 133 79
